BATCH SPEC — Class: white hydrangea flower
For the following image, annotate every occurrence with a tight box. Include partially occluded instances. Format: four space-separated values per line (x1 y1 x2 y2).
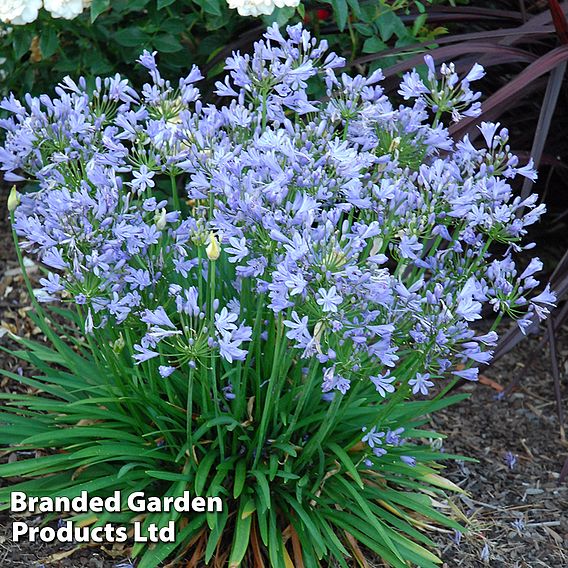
43 0 90 20
0 0 43 25
226 0 300 17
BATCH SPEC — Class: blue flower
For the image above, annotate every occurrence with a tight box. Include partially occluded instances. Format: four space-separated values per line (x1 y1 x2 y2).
362 426 384 449
408 373 434 396
370 372 396 397
131 165 155 193
158 365 176 378
400 456 416 467
316 286 342 313
452 368 479 381
225 236 249 263
322 366 350 394
215 307 238 336
133 345 159 363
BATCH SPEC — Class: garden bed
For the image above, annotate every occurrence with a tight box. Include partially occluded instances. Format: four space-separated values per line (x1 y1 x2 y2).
0 204 566 568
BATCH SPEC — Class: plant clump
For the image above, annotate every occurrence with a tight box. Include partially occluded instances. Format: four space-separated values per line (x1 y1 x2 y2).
0 23 554 568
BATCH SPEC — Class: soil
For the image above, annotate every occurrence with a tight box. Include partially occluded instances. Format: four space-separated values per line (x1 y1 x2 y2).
0 202 566 568
432 331 568 568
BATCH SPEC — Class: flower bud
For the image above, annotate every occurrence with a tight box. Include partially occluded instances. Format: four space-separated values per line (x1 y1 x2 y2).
154 208 167 230
7 186 20 213
111 333 125 354
85 309 94 335
388 137 401 153
206 232 220 261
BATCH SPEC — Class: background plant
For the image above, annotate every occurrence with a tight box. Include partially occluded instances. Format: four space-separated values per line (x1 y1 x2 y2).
0 23 554 568
0 0 448 98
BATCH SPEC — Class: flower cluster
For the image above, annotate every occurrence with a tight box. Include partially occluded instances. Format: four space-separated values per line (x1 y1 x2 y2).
0 0 89 24
1 24 553 467
399 55 486 122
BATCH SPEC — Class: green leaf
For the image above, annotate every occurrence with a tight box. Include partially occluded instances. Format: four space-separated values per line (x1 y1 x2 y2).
0 454 75 477
269 454 278 481
194 0 222 17
117 462 145 479
270 441 297 457
263 6 295 27
39 28 59 59
228 498 253 567
377 10 407 42
278 492 326 558
120 0 151 11
257 505 268 545
233 459 247 499
114 28 151 47
13 30 33 60
362 36 388 54
158 0 177 8
22 428 143 447
323 510 407 568
329 0 349 31
334 475 405 564
205 505 229 562
160 18 187 34
152 34 183 53
267 508 283 568
251 471 271 513
328 442 364 489
90 0 110 21
137 517 205 568
313 515 350 558
195 452 217 496
193 416 240 442
353 23 374 37
346 0 361 19
412 13 427 36
145 470 190 481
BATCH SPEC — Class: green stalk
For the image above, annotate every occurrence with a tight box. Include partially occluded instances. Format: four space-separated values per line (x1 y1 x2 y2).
261 90 268 132
10 211 47 321
253 313 285 467
123 326 144 388
186 365 195 463
234 295 264 423
283 358 319 440
197 246 204 307
208 256 224 461
170 173 180 212
298 391 342 467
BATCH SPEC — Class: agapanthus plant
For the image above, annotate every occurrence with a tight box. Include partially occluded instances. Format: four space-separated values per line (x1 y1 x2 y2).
0 24 553 568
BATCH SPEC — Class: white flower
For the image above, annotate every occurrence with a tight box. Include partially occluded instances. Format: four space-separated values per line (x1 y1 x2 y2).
43 0 90 19
226 0 300 17
0 0 43 25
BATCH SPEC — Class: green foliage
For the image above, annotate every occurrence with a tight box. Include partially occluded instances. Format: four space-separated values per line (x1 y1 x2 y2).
0 0 447 97
0 0 237 96
0 303 467 567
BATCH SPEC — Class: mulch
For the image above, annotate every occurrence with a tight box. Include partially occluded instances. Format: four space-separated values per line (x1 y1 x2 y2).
432 327 568 568
0 202 566 567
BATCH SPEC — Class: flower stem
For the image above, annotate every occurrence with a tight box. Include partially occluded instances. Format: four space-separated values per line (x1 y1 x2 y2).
170 173 180 211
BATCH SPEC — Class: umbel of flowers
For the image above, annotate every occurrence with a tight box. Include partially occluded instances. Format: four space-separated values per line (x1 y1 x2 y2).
0 24 553 568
